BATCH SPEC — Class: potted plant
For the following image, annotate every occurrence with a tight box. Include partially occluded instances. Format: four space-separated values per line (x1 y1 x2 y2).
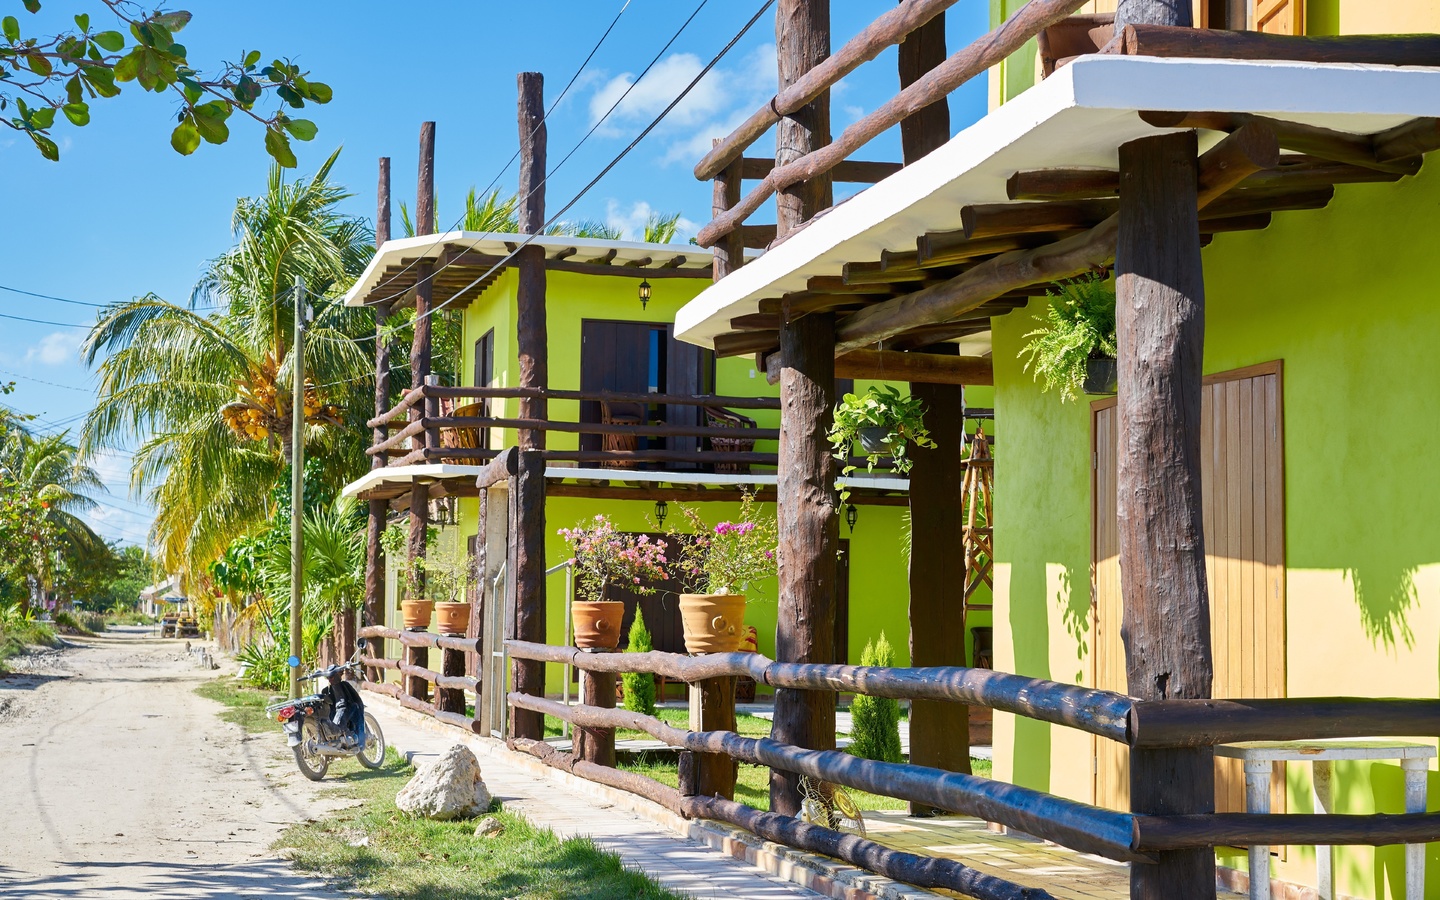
828 386 936 498
668 494 777 654
559 515 669 650
399 558 434 630
427 551 474 635
1019 272 1118 400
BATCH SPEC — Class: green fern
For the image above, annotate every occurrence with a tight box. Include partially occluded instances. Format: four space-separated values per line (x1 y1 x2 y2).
1018 273 1117 402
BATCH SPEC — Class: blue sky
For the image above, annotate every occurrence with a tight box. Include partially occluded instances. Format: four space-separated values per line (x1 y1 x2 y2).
0 1 993 547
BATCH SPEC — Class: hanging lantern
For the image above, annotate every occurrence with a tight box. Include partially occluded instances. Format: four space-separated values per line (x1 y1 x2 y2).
653 499 668 529
845 503 859 535
638 278 652 310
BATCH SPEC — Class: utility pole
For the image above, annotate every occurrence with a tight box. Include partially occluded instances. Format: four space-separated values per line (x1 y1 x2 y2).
288 274 307 700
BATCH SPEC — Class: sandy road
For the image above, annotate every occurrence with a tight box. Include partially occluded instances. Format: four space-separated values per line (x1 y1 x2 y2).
0 627 350 899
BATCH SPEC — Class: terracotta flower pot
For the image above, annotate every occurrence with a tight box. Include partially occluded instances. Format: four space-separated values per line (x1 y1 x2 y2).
435 601 470 635
400 599 434 630
679 593 746 654
572 600 625 650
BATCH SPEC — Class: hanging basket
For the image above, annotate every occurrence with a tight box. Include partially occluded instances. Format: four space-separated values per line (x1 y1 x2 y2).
1083 356 1118 395
679 593 747 654
857 426 899 456
572 600 625 650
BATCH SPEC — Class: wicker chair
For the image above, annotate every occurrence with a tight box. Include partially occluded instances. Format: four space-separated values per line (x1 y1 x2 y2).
599 400 646 469
704 405 757 474
440 401 485 463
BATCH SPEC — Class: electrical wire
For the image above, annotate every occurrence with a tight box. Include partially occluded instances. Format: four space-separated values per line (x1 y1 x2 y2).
0 282 109 308
359 0 635 300
0 368 93 393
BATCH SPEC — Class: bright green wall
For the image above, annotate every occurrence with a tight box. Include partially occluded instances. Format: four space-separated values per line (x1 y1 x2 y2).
993 151 1440 899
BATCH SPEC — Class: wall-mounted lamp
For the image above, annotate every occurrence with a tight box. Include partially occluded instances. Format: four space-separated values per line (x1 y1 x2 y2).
638 278 652 311
654 499 668 529
845 503 858 535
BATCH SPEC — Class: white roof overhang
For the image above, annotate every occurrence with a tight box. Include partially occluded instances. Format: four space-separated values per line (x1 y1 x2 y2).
674 55 1440 349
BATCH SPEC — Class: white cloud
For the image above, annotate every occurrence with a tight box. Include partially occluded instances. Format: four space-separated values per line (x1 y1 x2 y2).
604 200 698 243
25 331 80 366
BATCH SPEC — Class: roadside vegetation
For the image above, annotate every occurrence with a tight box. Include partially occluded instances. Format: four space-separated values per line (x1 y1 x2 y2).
199 675 686 899
0 602 60 673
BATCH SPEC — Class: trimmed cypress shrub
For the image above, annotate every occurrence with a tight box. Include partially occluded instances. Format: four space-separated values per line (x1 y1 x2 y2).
621 608 656 717
848 632 902 763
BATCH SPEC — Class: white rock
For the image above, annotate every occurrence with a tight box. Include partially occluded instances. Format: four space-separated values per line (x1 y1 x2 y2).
395 744 492 820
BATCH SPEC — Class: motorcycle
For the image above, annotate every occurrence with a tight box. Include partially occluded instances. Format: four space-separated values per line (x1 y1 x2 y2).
265 651 386 781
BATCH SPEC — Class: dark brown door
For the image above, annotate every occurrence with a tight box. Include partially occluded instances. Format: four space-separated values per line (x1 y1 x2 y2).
473 329 494 449
835 539 851 664
580 321 668 453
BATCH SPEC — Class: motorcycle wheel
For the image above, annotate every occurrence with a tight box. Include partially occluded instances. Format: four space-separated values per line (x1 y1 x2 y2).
357 712 386 769
293 718 329 781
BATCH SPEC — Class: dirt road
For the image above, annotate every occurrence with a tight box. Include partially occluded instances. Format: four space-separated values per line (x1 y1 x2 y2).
0 627 349 899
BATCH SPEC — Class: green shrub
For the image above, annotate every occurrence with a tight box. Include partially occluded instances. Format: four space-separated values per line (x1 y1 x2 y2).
52 610 90 634
849 632 902 764
80 611 108 633
622 608 656 717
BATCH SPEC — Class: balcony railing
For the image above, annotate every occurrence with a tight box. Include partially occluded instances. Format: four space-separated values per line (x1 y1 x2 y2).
366 383 785 472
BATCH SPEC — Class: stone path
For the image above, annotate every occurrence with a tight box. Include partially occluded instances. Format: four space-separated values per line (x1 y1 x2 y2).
365 696 825 900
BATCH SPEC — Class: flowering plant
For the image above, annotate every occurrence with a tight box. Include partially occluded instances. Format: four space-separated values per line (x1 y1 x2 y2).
668 495 778 596
559 515 669 604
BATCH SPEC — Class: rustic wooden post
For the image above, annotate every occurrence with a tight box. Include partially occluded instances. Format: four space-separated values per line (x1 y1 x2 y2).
690 676 737 798
407 122 436 595
364 157 392 679
712 139 744 280
576 658 617 768
405 640 430 702
1116 130 1215 900
507 73 549 742
1114 0 1192 31
897 4 970 816
509 449 548 739
438 641 466 714
770 0 836 817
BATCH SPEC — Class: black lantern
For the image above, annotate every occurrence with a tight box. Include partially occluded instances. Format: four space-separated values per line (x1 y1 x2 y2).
845 503 858 534
654 499 668 529
638 278 652 310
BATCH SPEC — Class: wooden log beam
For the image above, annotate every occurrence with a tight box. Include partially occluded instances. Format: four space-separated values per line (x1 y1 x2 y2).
843 260 931 284
741 157 905 183
1199 212 1271 234
576 668 617 769
714 329 781 358
1140 110 1421 175
739 223 777 250
1007 167 1119 201
963 198 1118 239
691 676 737 800
714 144 745 280
503 643 1135 743
517 72 546 234
509 691 1143 863
437 642 467 714
1130 697 1440 749
774 0 832 238
1194 121 1279 208
691 796 1058 900
917 231 1070 268
805 274 899 295
696 0 963 181
419 384 782 409
1199 185 1335 220
1134 811 1440 851
475 446 518 491
833 348 993 386
404 641 430 702
420 415 781 441
1373 117 1440 163
696 0 1092 247
509 448 547 741
1116 129 1215 900
1109 22 1440 67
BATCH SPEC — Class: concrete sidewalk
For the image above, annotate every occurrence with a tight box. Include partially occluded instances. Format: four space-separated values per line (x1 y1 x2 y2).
363 695 827 900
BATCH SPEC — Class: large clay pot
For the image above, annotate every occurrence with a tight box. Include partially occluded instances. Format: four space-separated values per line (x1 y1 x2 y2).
679 593 746 654
572 600 624 650
400 599 434 630
435 601 470 635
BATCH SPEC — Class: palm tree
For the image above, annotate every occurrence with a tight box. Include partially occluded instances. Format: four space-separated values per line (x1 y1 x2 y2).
641 211 683 244
80 148 373 577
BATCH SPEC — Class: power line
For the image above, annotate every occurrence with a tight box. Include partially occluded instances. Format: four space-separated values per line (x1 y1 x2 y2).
0 368 93 393
0 310 92 329
0 282 109 308
357 0 725 315
360 0 635 301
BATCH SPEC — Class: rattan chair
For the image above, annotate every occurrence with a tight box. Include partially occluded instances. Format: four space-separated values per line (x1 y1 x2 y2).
704 405 758 474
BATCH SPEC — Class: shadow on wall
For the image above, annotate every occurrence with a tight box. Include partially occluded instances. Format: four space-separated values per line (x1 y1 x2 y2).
1008 558 1054 793
1056 564 1089 685
1345 565 1419 654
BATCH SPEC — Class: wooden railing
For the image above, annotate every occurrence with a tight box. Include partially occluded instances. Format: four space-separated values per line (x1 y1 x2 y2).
358 625 483 734
365 383 784 471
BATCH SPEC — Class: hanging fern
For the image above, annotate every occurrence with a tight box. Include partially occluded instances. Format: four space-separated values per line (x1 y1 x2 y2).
1018 273 1118 402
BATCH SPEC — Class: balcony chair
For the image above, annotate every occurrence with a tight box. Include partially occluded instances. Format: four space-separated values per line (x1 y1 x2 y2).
599 400 647 469
704 405 758 474
440 400 486 463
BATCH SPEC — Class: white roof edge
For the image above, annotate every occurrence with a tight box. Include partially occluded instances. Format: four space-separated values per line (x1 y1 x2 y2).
674 55 1440 348
343 231 752 307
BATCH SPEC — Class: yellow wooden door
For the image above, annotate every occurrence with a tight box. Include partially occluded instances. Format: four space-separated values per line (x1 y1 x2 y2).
1091 362 1287 814
1255 0 1305 35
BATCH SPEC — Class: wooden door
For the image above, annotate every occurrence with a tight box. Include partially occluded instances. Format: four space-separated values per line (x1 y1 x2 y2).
1092 362 1286 814
580 320 669 453
473 329 494 449
1255 0 1304 34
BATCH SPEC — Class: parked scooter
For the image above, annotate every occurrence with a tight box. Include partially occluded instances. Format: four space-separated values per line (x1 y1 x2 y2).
265 647 386 780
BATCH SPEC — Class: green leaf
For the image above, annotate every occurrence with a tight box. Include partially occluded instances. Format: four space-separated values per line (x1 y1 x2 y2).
170 119 199 155
243 49 260 68
25 52 51 76
276 84 302 109
73 13 88 32
2 17 19 42
152 11 191 32
232 74 260 105
193 111 227 144
180 78 201 105
83 66 119 98
113 51 139 82
281 117 316 141
65 74 81 104
264 127 296 168
28 106 54 129
92 30 124 52
30 131 58 160
22 0 40 12
61 101 88 126
303 80 332 104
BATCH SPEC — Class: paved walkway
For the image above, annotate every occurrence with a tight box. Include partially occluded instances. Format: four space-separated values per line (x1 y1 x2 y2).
364 697 825 900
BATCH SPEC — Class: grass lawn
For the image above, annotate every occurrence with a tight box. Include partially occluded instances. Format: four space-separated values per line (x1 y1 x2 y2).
199 677 687 900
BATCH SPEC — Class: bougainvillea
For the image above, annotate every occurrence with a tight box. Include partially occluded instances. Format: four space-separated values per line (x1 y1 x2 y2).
668 493 777 596
559 515 669 603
